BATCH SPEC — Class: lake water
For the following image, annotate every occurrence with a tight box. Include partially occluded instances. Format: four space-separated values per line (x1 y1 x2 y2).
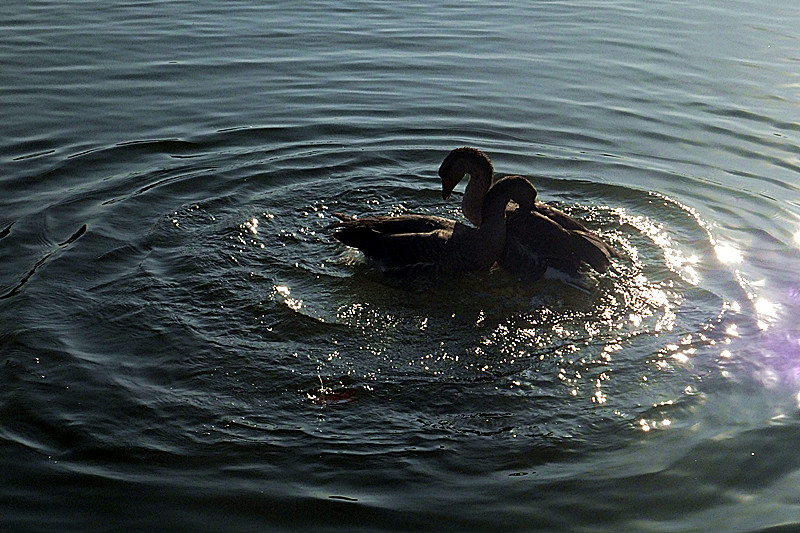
3 1 800 531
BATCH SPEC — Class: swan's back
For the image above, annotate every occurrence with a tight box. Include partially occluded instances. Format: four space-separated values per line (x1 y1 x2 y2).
503 206 616 278
329 175 537 275
329 215 455 273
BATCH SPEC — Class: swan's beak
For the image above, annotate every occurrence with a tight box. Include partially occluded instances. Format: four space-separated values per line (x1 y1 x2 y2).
441 180 456 200
438 167 454 199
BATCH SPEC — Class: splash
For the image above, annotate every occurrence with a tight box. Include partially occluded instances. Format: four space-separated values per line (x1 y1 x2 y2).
611 205 702 286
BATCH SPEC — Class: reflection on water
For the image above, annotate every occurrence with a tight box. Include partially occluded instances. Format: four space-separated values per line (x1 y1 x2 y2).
305 172 747 436
714 242 743 266
274 284 303 312
754 297 780 330
3 0 800 531
3 129 799 533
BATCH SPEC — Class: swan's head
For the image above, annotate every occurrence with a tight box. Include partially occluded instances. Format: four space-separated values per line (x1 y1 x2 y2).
502 175 538 210
481 176 538 223
438 147 494 200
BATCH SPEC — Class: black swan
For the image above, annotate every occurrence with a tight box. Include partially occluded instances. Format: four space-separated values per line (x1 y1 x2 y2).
329 176 537 274
438 147 619 281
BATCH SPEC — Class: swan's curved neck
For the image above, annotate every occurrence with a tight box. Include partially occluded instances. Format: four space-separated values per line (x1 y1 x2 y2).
441 176 535 273
461 160 494 227
478 176 535 233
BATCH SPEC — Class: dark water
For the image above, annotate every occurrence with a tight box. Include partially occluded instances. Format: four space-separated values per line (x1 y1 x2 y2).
3 1 800 531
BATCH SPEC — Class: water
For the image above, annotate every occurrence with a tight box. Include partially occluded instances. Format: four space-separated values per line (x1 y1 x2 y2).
3 1 800 531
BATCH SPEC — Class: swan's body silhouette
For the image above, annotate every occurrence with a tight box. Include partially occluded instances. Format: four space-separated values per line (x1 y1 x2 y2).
439 147 618 281
329 176 537 274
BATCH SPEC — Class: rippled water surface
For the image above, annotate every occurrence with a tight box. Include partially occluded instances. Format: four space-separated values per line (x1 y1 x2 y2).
3 1 800 532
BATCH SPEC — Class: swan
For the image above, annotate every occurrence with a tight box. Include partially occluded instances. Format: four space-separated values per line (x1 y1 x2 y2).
438 147 619 281
329 176 537 274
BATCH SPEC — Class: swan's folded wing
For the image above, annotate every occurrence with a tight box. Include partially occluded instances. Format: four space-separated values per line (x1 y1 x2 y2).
570 230 615 273
506 207 618 275
501 210 569 278
330 218 451 273
499 235 549 281
380 231 449 272
533 201 592 232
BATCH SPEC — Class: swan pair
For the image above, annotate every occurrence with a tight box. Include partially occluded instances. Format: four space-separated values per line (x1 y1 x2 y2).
329 147 618 280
